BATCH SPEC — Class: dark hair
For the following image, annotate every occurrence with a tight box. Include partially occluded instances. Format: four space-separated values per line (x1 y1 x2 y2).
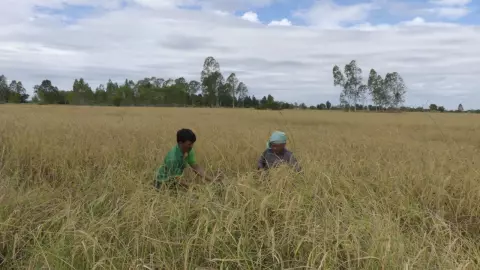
177 128 196 143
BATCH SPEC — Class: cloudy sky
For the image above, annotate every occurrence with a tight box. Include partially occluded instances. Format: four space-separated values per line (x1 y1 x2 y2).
1 0 479 109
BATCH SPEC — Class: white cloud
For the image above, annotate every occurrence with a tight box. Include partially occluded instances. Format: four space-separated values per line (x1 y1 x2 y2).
429 0 471 6
196 0 276 12
1 2 480 109
433 7 470 18
135 0 277 12
297 0 377 28
350 17 457 31
212 10 230 16
241 11 260 23
133 0 185 9
268 18 292 26
400 17 456 27
406 17 426 25
426 0 471 19
0 0 125 26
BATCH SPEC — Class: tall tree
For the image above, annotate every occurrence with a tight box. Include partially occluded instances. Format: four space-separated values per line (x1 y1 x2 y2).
174 77 189 105
267 94 275 107
368 69 379 108
201 57 222 107
34 80 60 104
8 81 18 103
201 56 220 77
188 80 201 105
458 103 464 112
326 101 332 110
260 96 267 107
368 69 389 110
384 72 406 108
202 71 224 107
344 60 367 111
0 75 9 103
8 80 28 103
72 78 94 105
237 82 249 107
333 65 348 109
95 84 107 104
106 79 121 106
136 78 155 105
16 81 28 103
72 79 80 104
118 79 136 105
217 82 232 107
333 60 367 111
339 89 348 109
226 73 239 108
252 96 259 108
358 84 368 109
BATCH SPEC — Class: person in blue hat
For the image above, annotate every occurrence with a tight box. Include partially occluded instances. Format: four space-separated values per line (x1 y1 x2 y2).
257 131 301 172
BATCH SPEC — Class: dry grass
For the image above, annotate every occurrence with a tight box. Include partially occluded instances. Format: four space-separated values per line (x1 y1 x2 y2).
1 104 480 269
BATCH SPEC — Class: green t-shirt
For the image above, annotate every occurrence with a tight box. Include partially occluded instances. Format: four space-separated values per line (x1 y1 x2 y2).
156 144 197 183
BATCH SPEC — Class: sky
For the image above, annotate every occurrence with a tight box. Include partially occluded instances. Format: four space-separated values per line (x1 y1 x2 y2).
1 0 479 109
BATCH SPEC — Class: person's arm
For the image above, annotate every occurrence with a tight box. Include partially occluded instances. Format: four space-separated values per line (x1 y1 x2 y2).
187 149 214 182
190 164 213 182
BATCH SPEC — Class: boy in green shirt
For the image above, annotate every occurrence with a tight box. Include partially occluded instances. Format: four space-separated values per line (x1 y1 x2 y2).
155 128 214 189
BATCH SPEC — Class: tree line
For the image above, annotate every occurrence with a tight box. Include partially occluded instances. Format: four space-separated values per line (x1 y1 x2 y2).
0 57 477 113
1 57 303 109
427 103 473 113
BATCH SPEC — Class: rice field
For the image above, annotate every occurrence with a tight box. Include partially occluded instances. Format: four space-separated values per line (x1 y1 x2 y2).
1 104 480 269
